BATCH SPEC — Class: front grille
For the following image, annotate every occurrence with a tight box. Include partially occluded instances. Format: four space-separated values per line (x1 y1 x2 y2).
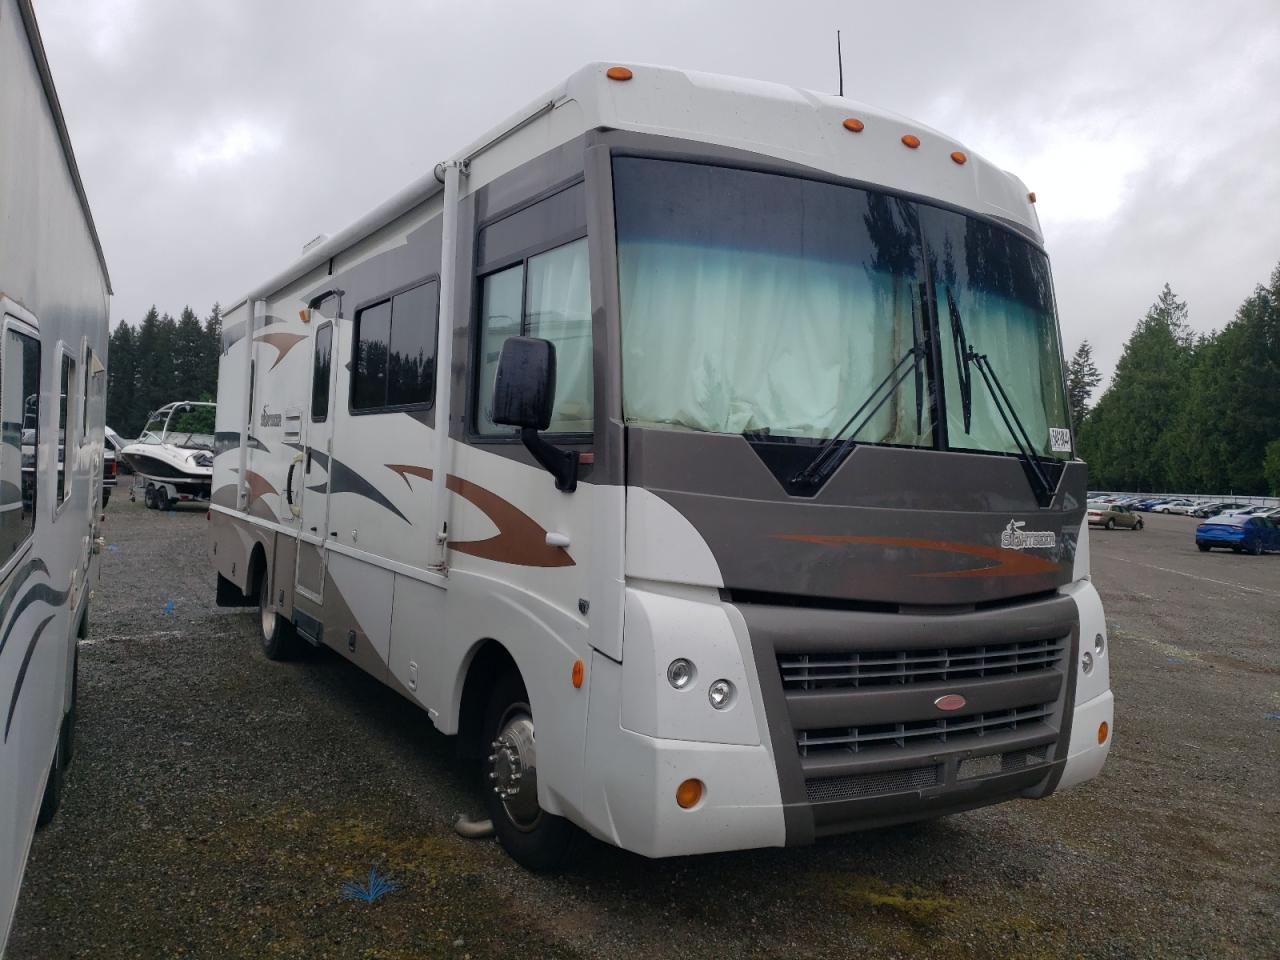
806 765 938 802
780 637 1065 691
796 703 1053 758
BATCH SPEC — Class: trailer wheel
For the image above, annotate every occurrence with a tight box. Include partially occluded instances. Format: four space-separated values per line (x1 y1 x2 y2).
257 566 300 660
144 484 156 509
154 487 169 511
483 670 579 871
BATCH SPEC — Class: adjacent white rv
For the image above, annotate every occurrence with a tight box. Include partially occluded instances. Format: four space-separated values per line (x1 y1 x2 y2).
210 63 1112 869
0 0 111 947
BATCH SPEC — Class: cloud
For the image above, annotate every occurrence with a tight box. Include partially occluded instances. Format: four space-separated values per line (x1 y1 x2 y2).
33 0 1280 394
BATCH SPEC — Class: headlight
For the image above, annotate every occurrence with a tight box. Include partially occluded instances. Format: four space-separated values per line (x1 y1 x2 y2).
666 658 695 690
708 679 735 710
1081 651 1094 675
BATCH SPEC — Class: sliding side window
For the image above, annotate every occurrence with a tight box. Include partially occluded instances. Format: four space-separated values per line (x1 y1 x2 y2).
311 322 332 421
58 351 76 505
1 326 40 563
473 182 592 438
350 280 440 413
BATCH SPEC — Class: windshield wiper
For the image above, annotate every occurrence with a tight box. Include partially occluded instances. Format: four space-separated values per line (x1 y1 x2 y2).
946 288 1053 501
792 288 926 489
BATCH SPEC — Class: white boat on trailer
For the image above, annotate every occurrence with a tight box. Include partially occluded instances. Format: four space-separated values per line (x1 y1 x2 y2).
121 401 216 509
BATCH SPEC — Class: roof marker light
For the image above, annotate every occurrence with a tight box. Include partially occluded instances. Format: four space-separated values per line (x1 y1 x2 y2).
606 66 633 81
950 151 967 165
901 134 921 149
842 118 865 133
1028 191 1037 203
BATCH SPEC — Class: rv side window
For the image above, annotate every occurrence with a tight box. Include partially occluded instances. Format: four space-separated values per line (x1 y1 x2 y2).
1 327 40 562
350 280 439 413
311 323 332 421
58 352 76 505
475 236 592 436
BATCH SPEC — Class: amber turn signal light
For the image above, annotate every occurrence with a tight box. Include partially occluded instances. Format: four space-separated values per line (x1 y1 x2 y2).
842 117 865 133
901 134 920 149
676 779 704 809
950 150 967 165
1097 721 1109 744
606 66 633 81
571 659 585 689
1028 191 1037 203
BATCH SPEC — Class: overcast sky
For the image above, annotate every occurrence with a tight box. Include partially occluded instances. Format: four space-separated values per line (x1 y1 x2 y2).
38 0 1280 387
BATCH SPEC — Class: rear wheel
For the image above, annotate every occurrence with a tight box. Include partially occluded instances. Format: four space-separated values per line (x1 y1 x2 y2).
1250 540 1263 556
258 567 300 660
1197 543 1210 552
1136 518 1144 530
483 671 579 872
37 653 77 829
154 487 169 511
1105 518 1116 530
143 484 156 509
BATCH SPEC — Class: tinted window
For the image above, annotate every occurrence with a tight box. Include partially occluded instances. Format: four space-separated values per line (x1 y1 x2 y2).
352 300 390 410
2 328 40 561
311 323 332 420
386 282 439 407
351 281 438 412
58 353 75 504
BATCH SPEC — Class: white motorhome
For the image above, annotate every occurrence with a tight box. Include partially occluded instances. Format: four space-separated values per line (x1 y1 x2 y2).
0 0 111 946
210 63 1112 869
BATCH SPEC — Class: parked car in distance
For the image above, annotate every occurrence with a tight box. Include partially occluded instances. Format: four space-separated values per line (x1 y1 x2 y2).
105 426 132 473
1220 505 1264 517
1088 502 1144 530
1195 515 1280 555
1193 501 1250 518
1153 499 1198 514
1134 498 1169 511
1253 506 1280 519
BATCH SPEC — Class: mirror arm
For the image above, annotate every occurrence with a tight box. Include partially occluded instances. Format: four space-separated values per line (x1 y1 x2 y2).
520 427 578 492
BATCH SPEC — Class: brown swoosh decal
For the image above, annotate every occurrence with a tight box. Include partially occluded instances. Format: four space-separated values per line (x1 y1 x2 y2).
254 332 307 370
447 475 574 568
771 534 1058 578
385 463 434 488
236 469 278 507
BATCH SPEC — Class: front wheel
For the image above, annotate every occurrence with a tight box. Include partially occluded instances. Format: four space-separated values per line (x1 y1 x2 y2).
1250 540 1263 556
258 567 301 660
483 671 579 872
1105 518 1116 530
143 485 156 509
1136 519 1144 530
1197 543 1210 552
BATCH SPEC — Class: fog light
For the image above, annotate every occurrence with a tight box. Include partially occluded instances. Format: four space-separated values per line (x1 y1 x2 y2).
1081 651 1094 674
1098 721 1109 744
667 659 695 690
1095 633 1105 655
708 679 735 710
676 778 704 809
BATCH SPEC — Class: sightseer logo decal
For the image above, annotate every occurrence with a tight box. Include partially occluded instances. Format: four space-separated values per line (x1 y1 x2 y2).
1000 519 1056 550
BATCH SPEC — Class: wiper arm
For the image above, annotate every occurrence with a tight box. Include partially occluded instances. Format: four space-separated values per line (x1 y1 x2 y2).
793 289 926 488
946 288 1053 501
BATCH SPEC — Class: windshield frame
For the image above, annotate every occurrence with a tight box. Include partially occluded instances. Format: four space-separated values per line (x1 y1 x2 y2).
608 148 1073 466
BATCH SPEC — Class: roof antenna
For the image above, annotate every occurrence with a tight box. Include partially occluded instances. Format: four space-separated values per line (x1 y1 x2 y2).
836 29 844 97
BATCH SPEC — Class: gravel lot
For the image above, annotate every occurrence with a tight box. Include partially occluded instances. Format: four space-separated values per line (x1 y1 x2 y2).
8 500 1279 959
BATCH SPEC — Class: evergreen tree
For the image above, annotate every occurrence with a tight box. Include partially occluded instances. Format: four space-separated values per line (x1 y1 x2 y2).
105 321 139 435
1066 340 1100 433
1265 439 1280 496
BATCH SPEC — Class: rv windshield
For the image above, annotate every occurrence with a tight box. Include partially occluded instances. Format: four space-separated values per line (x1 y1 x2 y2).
613 158 1070 460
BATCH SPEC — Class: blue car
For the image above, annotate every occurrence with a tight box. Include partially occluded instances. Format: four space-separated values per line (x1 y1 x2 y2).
1195 515 1280 555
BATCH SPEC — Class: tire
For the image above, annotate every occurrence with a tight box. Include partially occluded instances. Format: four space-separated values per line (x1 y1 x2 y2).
482 670 579 872
1197 543 1210 552
154 487 169 511
1136 519 1144 530
143 484 156 509
1105 518 1115 530
102 488 111 506
36 684 75 830
1250 540 1263 556
257 566 300 660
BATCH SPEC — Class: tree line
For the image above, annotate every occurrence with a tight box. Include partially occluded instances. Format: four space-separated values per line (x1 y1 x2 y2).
106 305 222 438
1070 262 1280 496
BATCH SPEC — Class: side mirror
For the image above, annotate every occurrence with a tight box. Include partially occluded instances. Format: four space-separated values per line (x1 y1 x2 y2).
493 337 577 492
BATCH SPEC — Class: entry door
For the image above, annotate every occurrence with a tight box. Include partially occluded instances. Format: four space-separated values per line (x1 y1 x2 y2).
296 311 338 603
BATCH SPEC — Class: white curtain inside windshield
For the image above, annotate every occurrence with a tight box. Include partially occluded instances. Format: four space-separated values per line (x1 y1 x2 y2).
614 159 932 445
919 206 1070 460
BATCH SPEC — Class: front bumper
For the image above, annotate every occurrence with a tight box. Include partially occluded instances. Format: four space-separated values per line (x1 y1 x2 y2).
578 581 1111 858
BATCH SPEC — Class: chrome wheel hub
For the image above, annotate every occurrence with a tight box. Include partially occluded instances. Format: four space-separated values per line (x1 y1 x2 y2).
488 707 539 830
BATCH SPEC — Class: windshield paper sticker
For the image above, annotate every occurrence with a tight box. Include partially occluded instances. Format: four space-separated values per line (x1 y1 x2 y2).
1049 427 1071 452
1001 519 1056 550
